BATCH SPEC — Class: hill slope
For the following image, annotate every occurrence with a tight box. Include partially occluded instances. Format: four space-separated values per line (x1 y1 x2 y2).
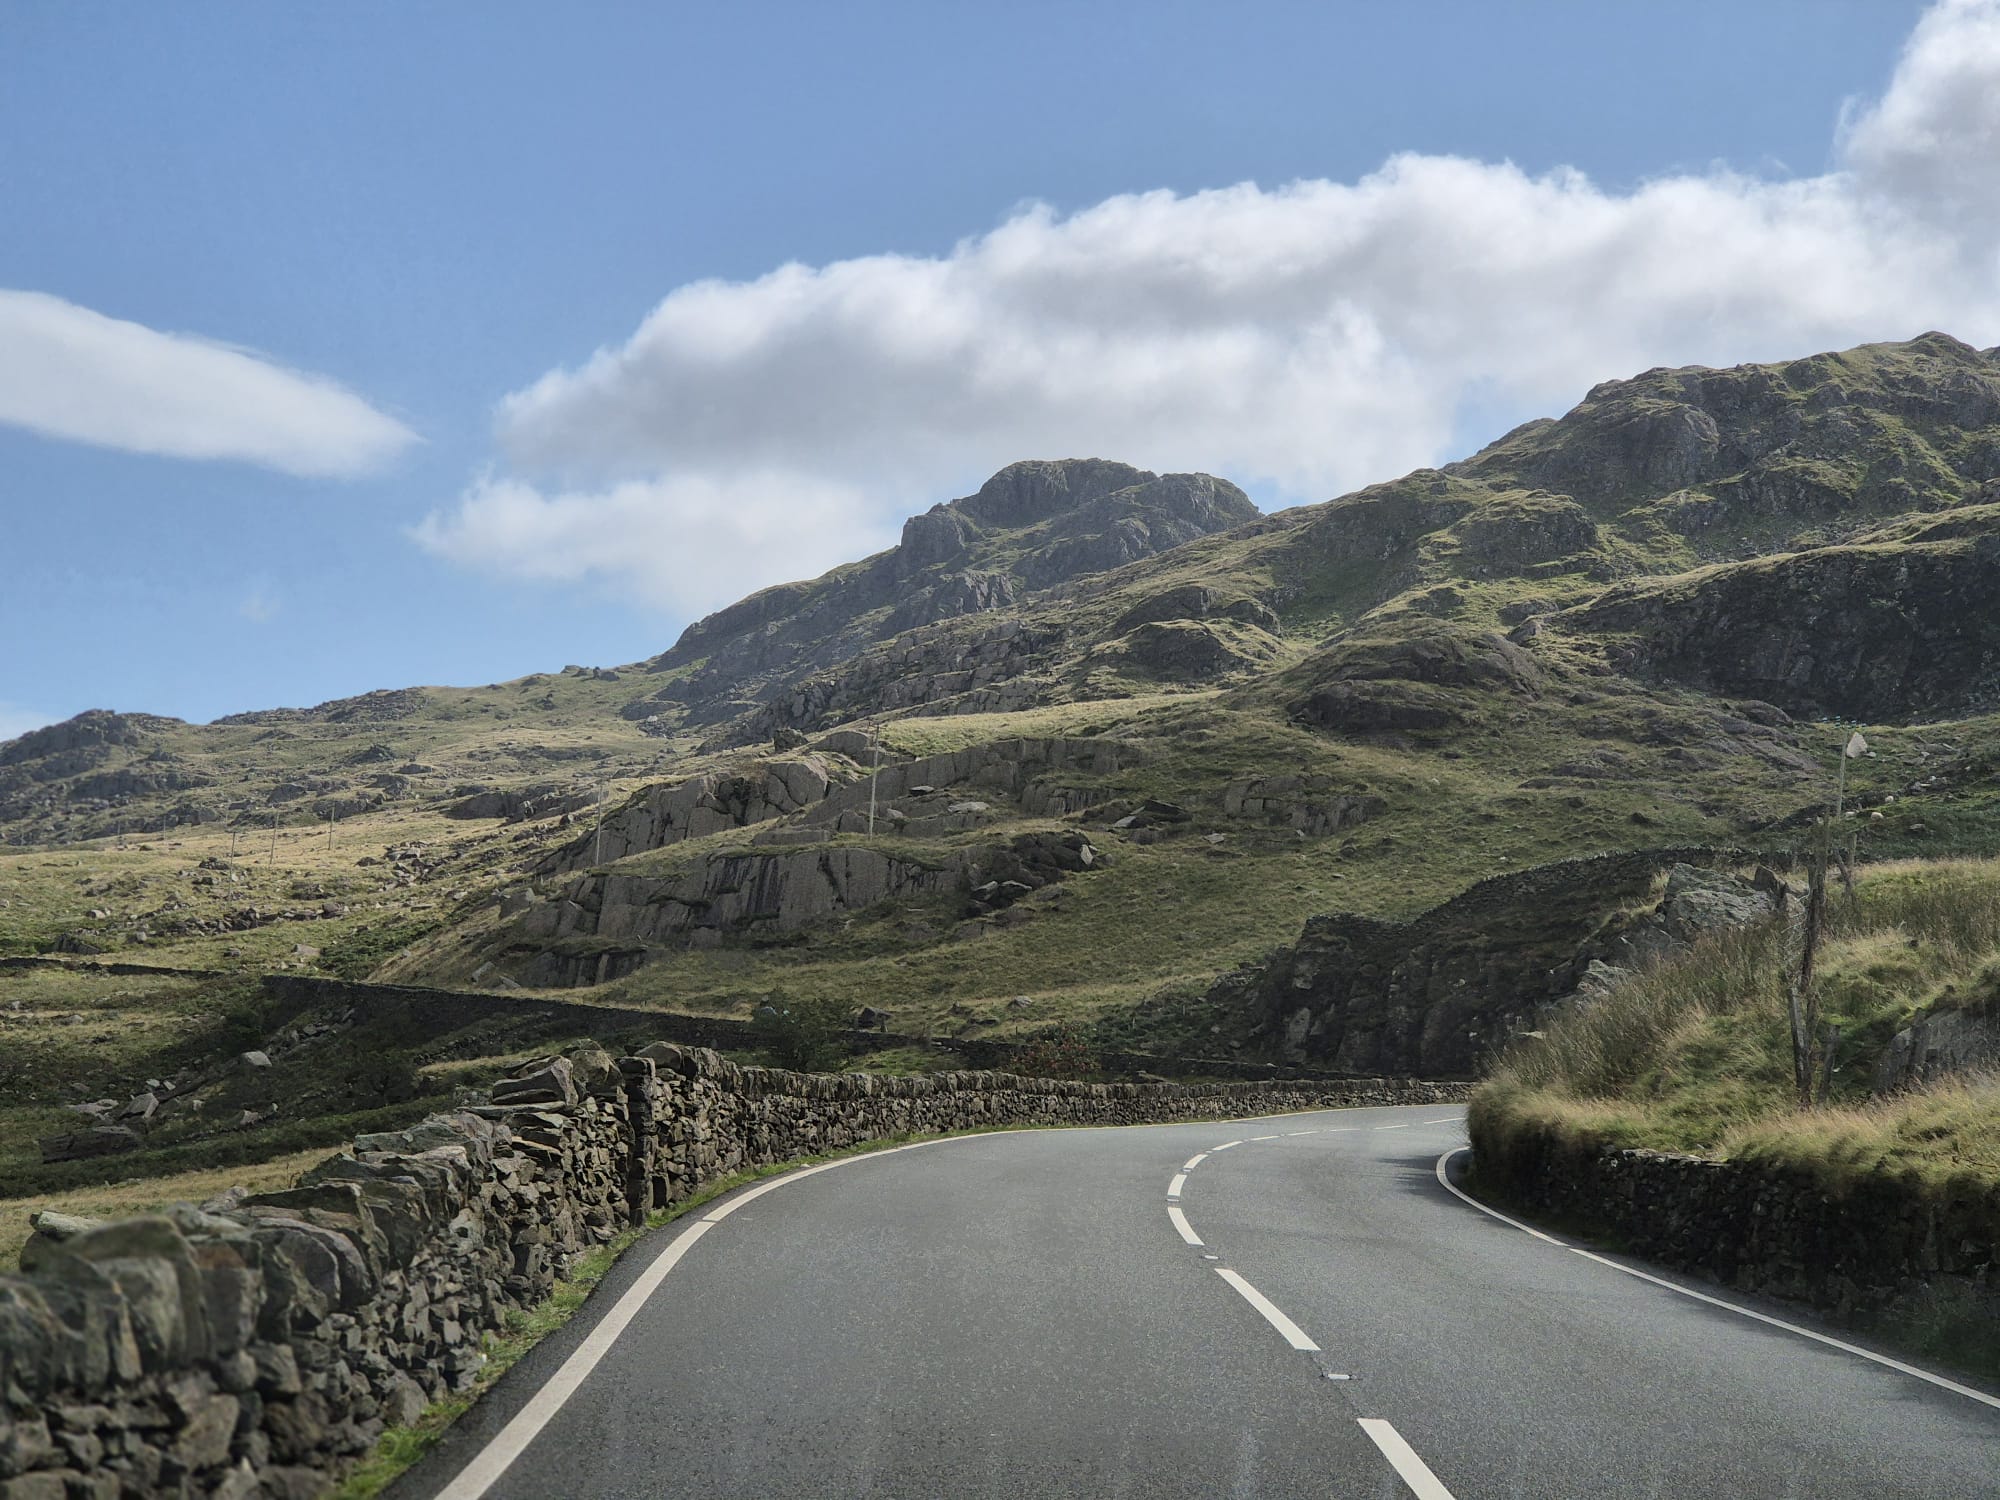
5 334 2000 1078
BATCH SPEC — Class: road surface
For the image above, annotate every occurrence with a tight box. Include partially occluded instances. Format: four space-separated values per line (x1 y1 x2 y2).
393 1104 2000 1499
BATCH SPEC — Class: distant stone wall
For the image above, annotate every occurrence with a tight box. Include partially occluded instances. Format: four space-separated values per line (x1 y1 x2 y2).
257 973 1376 1083
1469 1115 2000 1349
1 1044 1468 1497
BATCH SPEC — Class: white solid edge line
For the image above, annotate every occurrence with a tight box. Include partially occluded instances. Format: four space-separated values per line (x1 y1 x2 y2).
1182 1153 1209 1171
433 1134 982 1500
1357 1418 1457 1500
1167 1172 1188 1200
1434 1148 2000 1412
1214 1267 1320 1351
1211 1140 1242 1151
431 1217 717 1500
1564 1246 2000 1412
1432 1146 1565 1245
1168 1204 1204 1246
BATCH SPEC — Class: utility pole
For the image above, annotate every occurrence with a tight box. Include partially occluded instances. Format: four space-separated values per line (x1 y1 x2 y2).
867 731 881 836
326 812 334 854
593 783 608 867
269 815 277 864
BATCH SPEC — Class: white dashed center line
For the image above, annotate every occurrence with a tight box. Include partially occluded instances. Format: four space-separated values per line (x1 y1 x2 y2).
1164 1113 1465 1499
1358 1418 1458 1499
1214 1268 1320 1351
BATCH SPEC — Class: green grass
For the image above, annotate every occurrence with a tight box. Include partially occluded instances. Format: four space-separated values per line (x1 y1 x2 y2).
1473 857 2000 1190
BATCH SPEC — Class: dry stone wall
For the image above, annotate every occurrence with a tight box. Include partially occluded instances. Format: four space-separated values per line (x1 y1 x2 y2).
1469 1117 2000 1354
1 1047 1467 1499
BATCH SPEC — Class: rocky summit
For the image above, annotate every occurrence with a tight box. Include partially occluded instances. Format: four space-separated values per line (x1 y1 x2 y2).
5 335 2000 1077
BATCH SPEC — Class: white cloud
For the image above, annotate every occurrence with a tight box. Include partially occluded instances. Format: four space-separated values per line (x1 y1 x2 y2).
412 470 889 616
0 290 416 477
424 0 2000 612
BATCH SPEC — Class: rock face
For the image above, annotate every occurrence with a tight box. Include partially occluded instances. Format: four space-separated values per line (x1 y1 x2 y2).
626 459 1257 741
1876 1005 2000 1090
521 846 972 954
0 1046 1463 1498
513 825 1108 984
543 756 841 872
1208 850 1743 1076
1560 523 2000 719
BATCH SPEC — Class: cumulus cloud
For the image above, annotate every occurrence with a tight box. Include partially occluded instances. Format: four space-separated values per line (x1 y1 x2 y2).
412 470 888 615
422 0 2000 612
0 290 416 477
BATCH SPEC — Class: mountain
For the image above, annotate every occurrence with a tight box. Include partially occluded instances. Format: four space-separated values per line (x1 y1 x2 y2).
4 334 1999 1075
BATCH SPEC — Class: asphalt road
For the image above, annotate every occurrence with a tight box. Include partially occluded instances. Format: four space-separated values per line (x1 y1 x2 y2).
393 1105 2000 1499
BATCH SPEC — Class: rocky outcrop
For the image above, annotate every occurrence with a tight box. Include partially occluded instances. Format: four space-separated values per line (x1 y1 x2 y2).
1561 527 2000 720
544 756 842 872
516 823 1114 978
789 736 1148 835
1565 864 1781 997
1286 625 1545 740
1208 849 1738 1076
635 460 1257 741
1218 777 1381 837
1876 1005 2000 1090
1456 331 2000 529
518 846 971 953
446 783 597 824
0 1046 1464 1497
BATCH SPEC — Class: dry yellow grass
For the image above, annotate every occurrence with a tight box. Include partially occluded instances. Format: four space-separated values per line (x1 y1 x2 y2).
0 1144 337 1269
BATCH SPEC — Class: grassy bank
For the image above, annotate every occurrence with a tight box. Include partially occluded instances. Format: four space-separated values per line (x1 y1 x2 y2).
1471 857 2000 1194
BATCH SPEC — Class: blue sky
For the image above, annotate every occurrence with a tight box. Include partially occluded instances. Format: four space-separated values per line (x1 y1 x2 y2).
7 0 1990 737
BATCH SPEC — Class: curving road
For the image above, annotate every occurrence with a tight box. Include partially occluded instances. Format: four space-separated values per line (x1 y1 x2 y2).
392 1106 2000 1499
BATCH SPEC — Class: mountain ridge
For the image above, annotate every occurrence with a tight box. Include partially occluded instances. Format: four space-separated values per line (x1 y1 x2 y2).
5 332 2000 1078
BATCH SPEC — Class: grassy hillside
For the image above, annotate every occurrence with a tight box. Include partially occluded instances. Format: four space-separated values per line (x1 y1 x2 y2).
1471 858 2000 1191
5 333 2000 1072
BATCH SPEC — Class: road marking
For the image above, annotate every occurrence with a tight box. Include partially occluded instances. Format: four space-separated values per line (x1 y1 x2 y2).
1423 1117 1462 1125
1432 1147 1566 1246
1435 1148 2000 1412
1167 1172 1189 1199
1358 1418 1457 1499
432 1134 984 1500
1250 1134 1280 1141
1182 1153 1209 1171
431 1218 717 1500
1214 1268 1320 1351
1168 1205 1204 1246
1211 1140 1242 1151
1371 1123 1411 1131
1565 1247 2000 1413
1286 1129 1316 1136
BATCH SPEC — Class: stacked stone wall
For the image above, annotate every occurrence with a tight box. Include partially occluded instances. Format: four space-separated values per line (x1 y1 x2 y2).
1469 1116 2000 1350
1 1047 1466 1498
